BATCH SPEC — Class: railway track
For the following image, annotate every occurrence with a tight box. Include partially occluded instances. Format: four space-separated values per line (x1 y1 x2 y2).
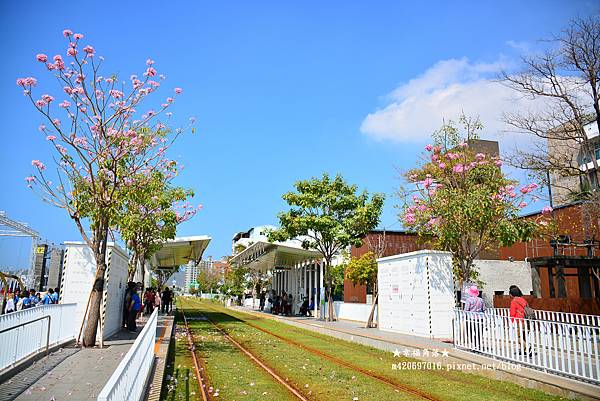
191 300 442 401
181 307 311 401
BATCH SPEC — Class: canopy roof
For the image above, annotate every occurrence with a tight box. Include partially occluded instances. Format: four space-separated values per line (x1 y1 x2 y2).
150 235 211 270
230 240 322 273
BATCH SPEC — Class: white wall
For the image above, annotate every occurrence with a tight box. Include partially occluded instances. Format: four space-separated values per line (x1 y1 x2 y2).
322 301 377 323
60 242 129 341
102 245 128 338
474 259 532 305
378 250 455 339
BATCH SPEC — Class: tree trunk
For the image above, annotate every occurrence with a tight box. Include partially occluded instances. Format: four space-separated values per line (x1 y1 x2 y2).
82 254 107 347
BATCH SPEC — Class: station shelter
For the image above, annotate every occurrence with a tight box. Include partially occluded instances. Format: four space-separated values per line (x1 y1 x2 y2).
230 240 324 317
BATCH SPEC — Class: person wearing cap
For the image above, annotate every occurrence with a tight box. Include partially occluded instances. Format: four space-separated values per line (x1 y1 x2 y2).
463 285 485 351
464 285 485 313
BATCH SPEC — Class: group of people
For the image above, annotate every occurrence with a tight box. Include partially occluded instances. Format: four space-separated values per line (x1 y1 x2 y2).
3 287 59 314
122 282 174 333
259 290 294 315
142 287 173 315
463 284 533 353
463 284 531 321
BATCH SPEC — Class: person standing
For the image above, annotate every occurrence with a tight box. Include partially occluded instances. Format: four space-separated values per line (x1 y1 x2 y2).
42 288 56 305
509 285 530 355
51 288 59 304
259 291 266 311
154 288 162 313
123 282 135 328
4 294 15 314
127 286 142 333
463 286 485 350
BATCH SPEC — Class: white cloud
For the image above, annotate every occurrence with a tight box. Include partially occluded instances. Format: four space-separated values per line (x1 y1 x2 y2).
360 57 540 146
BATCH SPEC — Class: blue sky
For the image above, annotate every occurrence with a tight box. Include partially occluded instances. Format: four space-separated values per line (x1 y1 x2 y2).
0 0 598 268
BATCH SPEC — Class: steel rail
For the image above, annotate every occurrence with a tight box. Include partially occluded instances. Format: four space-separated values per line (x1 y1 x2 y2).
181 311 211 401
198 301 440 401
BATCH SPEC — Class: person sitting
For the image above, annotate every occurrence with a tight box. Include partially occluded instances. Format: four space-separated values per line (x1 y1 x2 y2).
299 298 310 316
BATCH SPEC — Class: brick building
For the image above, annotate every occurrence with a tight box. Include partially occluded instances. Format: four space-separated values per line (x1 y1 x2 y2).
344 230 425 303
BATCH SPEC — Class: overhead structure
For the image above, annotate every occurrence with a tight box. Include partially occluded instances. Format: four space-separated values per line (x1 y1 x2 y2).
230 240 322 272
149 235 212 271
0 211 40 287
231 239 324 317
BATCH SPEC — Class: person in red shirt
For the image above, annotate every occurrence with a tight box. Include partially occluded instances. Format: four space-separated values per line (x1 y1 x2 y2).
509 285 529 354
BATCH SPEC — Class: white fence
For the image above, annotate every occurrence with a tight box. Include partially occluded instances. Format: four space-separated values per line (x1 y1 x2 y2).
486 308 600 327
454 310 600 383
97 309 158 401
0 304 77 372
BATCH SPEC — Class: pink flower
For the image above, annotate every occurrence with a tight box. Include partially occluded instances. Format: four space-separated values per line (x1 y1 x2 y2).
459 142 468 148
146 58 154 66
519 202 527 208
109 90 124 99
67 48 77 57
542 206 553 215
35 100 46 108
166 97 174 103
425 144 433 151
63 29 73 37
494 159 502 167
431 154 439 162
145 67 157 77
404 213 416 225
31 160 46 170
46 135 56 141
59 100 71 108
83 45 95 55
36 54 48 62
25 176 35 183
422 177 434 188
52 118 61 126
73 33 84 40
453 164 464 173
42 94 54 103
475 153 486 161
174 87 183 94
438 162 446 169
16 77 37 87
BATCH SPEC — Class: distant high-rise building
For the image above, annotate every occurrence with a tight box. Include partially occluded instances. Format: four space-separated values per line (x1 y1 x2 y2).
32 244 65 291
184 256 229 290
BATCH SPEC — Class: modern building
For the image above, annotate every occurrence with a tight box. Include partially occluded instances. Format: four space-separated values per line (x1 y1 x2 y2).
32 243 65 291
184 255 228 290
232 225 275 255
548 119 600 207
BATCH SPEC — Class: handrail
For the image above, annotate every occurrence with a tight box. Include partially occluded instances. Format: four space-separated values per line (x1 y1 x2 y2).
97 309 158 401
0 315 51 358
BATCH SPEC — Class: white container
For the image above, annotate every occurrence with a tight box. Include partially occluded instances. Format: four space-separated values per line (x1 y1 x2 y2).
377 250 455 339
60 242 129 342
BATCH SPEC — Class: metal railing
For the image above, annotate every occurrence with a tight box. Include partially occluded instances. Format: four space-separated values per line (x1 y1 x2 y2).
453 310 600 383
486 308 600 327
0 304 77 371
97 309 158 401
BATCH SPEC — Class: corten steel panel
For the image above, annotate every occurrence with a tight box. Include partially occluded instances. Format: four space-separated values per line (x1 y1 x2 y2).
493 295 600 315
499 203 600 261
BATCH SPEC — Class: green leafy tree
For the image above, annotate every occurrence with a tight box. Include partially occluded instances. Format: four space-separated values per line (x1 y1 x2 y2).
344 251 378 327
401 118 540 285
221 265 248 303
116 169 196 284
196 268 220 293
345 251 378 293
329 262 345 299
269 173 384 321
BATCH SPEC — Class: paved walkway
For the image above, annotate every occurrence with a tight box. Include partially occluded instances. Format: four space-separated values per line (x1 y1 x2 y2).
233 306 600 400
0 313 173 401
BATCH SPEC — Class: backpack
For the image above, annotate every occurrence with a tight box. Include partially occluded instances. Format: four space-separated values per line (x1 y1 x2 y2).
523 304 536 320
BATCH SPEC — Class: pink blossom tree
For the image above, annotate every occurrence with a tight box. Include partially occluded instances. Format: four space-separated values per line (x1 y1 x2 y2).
401 118 542 285
18 30 192 346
